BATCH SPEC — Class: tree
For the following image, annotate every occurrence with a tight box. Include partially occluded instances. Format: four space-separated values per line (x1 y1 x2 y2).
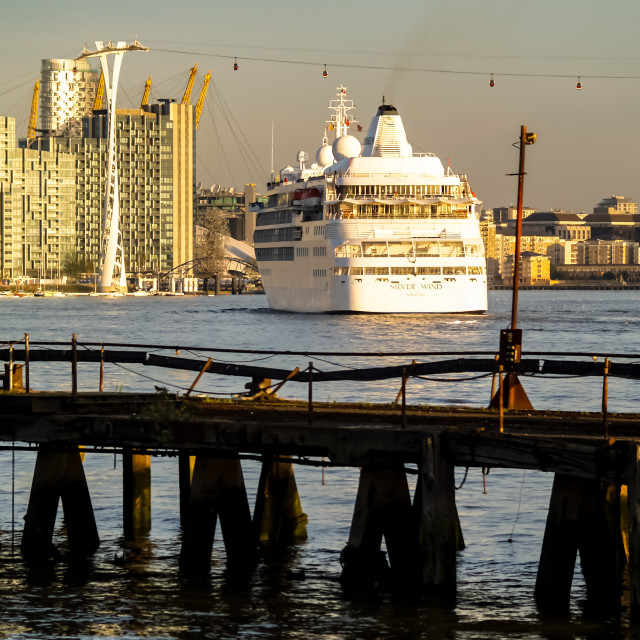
62 254 93 280
194 209 229 278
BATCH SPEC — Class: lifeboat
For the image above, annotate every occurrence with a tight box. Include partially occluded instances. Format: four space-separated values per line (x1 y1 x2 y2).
301 187 322 207
291 189 306 206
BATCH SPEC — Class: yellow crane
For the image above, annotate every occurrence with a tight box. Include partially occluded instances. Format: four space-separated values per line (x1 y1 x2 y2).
194 70 211 129
93 70 104 111
181 63 198 105
27 80 39 139
140 75 152 107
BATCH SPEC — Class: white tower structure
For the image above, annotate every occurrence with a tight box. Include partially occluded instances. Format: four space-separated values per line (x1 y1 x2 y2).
75 40 148 292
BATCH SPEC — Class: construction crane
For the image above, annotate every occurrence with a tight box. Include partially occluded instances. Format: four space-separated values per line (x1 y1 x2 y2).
140 75 152 107
27 80 39 139
181 63 198 105
194 70 211 129
93 70 104 111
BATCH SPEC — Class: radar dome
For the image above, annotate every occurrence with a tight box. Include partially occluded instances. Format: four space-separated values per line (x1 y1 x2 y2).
316 143 335 167
332 134 361 160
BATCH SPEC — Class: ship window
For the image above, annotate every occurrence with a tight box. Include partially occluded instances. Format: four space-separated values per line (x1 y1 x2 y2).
468 266 482 275
365 267 389 275
415 241 439 257
349 267 364 275
335 243 361 258
464 243 484 257
443 266 467 275
334 267 349 275
439 241 465 257
362 242 388 257
387 242 414 257
390 267 415 275
417 267 441 275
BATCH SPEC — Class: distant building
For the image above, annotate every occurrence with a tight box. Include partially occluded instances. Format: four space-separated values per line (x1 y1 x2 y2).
502 251 551 286
583 211 640 242
575 238 640 265
195 183 265 243
490 205 536 223
39 59 99 137
53 101 195 274
520 211 590 240
0 116 76 280
594 195 638 215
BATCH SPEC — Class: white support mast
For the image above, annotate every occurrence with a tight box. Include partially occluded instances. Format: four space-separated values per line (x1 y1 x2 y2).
75 40 148 292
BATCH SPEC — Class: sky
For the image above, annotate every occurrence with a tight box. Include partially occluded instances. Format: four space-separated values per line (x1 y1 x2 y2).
1 0 640 213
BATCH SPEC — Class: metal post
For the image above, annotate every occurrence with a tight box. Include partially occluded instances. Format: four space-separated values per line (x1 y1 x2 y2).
8 343 13 390
511 125 527 330
99 344 105 392
602 357 610 437
71 333 78 395
308 361 313 426
401 367 407 429
24 333 30 394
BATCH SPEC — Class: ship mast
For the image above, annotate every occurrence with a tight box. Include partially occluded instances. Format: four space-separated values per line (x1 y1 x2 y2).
327 85 357 139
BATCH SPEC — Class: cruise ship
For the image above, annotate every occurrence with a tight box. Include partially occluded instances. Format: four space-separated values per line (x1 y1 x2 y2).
254 86 488 313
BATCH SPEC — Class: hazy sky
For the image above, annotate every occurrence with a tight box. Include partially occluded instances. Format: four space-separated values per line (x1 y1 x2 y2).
1 0 639 213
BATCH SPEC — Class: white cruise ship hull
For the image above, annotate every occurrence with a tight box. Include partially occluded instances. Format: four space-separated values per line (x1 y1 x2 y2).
262 270 487 313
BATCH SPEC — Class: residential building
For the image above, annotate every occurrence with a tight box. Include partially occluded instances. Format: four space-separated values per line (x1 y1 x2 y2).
502 251 551 286
54 101 195 274
594 195 638 215
0 116 76 280
39 59 99 137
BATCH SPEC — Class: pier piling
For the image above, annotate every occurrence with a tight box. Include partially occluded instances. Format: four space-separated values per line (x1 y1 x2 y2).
21 448 99 561
180 456 256 577
122 450 151 538
254 458 308 545
341 463 419 592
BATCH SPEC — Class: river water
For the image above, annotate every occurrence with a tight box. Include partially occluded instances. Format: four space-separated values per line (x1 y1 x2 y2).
0 290 638 639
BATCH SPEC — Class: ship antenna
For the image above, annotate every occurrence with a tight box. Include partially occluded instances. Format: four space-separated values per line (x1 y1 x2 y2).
270 121 274 182
382 95 386 105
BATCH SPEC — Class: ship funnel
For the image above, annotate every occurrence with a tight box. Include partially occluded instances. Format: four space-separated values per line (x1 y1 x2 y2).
361 104 413 158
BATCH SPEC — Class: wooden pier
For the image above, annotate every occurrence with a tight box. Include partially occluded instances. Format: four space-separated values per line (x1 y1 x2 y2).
1 338 640 620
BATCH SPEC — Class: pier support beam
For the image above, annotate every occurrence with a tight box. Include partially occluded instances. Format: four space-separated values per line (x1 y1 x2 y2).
180 456 256 578
122 450 151 539
628 445 640 620
416 434 458 599
178 453 195 527
340 463 420 593
535 474 625 614
21 448 99 561
253 458 308 545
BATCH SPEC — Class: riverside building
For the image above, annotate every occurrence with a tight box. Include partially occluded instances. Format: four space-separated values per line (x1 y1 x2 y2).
0 116 76 281
39 59 99 137
53 101 195 275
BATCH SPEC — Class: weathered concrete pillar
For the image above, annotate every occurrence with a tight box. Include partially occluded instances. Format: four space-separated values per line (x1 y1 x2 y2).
253 458 308 545
22 448 99 561
122 450 151 539
340 464 420 593
180 456 256 578
416 434 458 599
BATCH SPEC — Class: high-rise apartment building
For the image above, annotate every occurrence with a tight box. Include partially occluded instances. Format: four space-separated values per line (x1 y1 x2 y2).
39 59 99 137
0 117 76 279
55 101 195 274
